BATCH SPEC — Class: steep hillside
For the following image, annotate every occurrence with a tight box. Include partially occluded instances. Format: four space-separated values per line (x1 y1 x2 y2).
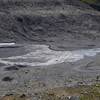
0 0 100 48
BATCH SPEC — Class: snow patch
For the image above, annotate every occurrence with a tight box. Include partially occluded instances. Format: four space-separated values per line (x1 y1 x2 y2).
0 43 15 47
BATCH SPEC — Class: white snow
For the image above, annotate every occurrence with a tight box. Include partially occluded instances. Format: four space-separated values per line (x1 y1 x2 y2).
0 43 15 47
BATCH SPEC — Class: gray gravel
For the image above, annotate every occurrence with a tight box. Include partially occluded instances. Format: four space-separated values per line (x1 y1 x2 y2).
0 44 100 98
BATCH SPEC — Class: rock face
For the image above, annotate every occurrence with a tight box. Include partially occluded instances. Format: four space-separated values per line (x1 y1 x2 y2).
0 0 100 48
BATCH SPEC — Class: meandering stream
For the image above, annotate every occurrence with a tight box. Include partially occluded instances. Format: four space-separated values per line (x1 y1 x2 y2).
0 43 100 67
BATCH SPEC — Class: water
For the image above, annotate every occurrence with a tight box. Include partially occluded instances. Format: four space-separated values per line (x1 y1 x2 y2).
0 43 28 58
0 44 100 66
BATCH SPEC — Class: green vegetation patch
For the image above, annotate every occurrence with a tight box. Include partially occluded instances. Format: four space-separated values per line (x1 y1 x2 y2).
80 0 98 4
40 83 100 100
1 83 100 100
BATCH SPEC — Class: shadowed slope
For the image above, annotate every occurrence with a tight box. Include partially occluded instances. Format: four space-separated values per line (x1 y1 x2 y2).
0 0 100 48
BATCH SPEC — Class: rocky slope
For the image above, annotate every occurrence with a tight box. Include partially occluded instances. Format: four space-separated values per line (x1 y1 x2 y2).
0 1 100 99
0 0 100 49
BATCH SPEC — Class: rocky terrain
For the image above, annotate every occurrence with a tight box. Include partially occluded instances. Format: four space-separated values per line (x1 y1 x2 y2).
0 0 100 49
0 0 100 100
